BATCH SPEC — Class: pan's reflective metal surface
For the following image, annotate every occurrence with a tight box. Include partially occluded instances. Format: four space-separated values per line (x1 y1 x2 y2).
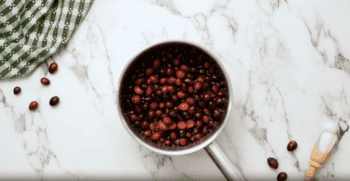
116 40 246 180
205 140 246 181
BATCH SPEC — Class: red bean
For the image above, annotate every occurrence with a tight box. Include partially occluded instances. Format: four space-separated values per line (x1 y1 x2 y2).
49 96 59 106
202 108 210 115
173 59 180 65
194 111 202 119
175 78 182 86
177 91 187 99
49 62 58 73
145 68 154 76
41 78 50 85
197 76 204 82
141 121 150 130
170 132 177 140
13 87 21 94
190 136 196 142
176 70 185 79
145 130 152 137
165 101 174 108
165 139 172 145
202 126 208 135
216 98 223 105
129 114 138 122
186 97 195 105
160 78 167 84
134 86 144 95
149 75 158 84
180 64 190 72
135 77 145 85
195 120 203 127
171 95 179 102
145 86 152 96
195 133 202 140
179 138 188 146
161 86 168 94
287 141 298 151
203 61 209 69
194 94 201 101
153 59 160 69
167 85 176 93
166 68 173 76
212 85 219 93
277 172 287 181
202 115 210 123
186 119 195 129
169 109 178 118
188 106 196 115
155 110 162 117
178 103 189 111
177 121 187 130
29 101 38 110
194 82 202 90
209 101 216 109
150 132 161 141
213 109 220 118
167 77 176 84
150 102 158 110
163 117 173 125
208 119 215 128
267 157 278 169
188 86 194 93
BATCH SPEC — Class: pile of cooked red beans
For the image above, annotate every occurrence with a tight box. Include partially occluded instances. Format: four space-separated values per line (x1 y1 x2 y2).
122 46 228 147
14 62 59 109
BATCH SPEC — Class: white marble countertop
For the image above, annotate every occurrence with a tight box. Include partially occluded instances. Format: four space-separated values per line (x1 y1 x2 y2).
1 0 350 180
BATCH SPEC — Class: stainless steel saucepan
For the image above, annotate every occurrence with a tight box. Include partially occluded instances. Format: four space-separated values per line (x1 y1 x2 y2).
116 40 246 181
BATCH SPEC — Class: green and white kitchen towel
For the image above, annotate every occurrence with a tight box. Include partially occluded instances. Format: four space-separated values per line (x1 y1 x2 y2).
0 0 93 80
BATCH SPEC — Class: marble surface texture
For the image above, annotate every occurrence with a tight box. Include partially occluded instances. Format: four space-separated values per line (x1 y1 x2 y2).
1 0 350 180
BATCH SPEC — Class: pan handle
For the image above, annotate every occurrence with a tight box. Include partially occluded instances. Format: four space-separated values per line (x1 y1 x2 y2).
204 140 247 181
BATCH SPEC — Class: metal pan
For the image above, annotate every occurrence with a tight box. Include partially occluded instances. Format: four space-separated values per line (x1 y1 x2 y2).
117 40 246 181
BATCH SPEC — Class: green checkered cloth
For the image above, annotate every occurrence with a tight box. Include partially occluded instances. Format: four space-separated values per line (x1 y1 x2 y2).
0 0 93 80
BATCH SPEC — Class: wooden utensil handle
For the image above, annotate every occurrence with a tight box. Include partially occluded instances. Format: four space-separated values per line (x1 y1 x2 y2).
304 133 337 180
